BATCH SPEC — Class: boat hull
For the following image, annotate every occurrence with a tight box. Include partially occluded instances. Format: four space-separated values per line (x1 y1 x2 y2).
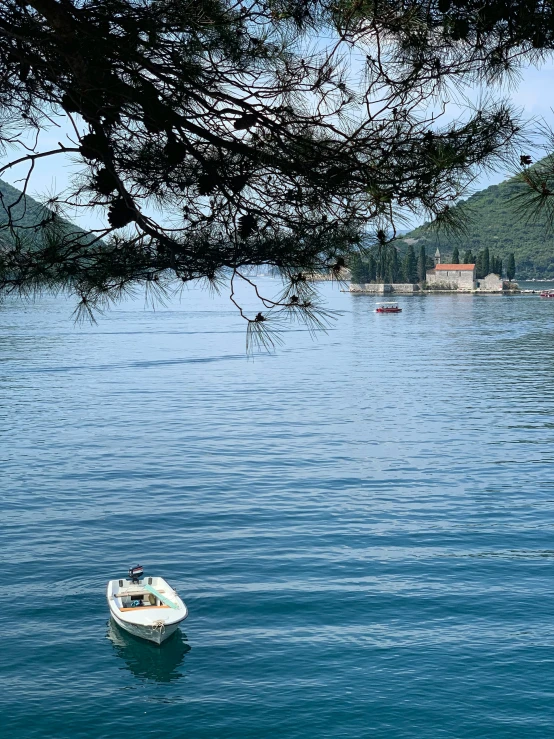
111 611 181 644
106 576 187 645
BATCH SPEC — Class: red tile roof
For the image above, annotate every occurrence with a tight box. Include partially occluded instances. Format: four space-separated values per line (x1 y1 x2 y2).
434 264 475 271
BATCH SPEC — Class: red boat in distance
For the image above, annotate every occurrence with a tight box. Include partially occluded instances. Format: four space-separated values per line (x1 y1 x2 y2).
540 290 554 298
376 302 402 313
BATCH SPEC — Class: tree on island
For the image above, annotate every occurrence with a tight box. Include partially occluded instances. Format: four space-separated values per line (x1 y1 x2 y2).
385 248 400 284
403 245 418 283
452 247 460 264
483 247 491 277
463 250 475 264
1 1 553 343
367 255 377 283
475 248 502 278
417 245 427 283
507 253 517 281
376 247 387 283
349 255 368 284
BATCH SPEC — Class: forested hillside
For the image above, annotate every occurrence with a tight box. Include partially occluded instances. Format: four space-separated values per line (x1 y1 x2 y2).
0 179 50 230
397 164 554 278
0 178 90 244
2 172 552 280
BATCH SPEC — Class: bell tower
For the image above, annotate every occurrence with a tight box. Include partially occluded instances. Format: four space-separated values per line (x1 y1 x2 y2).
434 248 441 266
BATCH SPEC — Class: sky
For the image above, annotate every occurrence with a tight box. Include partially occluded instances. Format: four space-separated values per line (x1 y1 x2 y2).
2 61 554 233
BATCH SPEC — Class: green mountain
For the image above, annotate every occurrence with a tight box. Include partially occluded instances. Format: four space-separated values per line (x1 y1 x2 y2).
0 178 51 229
0 178 91 245
2 171 554 279
397 164 554 279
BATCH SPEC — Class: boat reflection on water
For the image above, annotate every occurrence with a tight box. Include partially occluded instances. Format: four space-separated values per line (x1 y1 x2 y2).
107 618 191 682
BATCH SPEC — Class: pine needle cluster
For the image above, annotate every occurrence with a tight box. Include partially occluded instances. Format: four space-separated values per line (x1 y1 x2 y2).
0 1 551 343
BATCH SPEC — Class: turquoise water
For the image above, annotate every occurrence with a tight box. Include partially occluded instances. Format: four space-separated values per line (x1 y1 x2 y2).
3 282 554 738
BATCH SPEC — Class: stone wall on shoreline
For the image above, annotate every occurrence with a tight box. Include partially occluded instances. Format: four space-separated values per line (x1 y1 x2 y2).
349 282 521 294
349 283 420 294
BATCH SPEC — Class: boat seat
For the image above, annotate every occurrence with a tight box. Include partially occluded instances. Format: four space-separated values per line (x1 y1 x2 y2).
116 592 145 599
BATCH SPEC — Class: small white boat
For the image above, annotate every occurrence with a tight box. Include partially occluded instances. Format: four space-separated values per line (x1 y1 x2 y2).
106 566 188 645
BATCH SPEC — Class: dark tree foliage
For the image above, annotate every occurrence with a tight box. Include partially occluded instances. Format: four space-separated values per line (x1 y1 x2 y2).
376 245 386 283
507 252 516 280
387 247 400 283
402 244 417 282
475 251 484 278
483 246 490 276
0 0 551 342
352 243 403 283
384 252 393 283
463 249 474 264
350 254 369 283
417 244 427 282
491 254 502 275
514 150 554 247
367 254 377 282
475 247 502 277
452 246 459 264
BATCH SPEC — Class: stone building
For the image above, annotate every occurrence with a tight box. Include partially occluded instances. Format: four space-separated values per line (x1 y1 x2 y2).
426 263 476 289
477 273 503 291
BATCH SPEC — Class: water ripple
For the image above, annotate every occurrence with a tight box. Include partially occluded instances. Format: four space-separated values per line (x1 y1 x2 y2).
3 283 554 738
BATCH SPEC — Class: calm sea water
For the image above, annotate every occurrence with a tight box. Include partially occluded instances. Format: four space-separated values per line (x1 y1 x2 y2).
3 281 554 738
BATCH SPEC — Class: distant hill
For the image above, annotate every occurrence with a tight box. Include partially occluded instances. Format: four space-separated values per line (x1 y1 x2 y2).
397 162 554 278
3 171 554 279
0 178 91 245
0 179 50 229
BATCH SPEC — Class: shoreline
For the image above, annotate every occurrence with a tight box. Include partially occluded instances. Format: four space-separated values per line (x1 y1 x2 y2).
344 288 532 295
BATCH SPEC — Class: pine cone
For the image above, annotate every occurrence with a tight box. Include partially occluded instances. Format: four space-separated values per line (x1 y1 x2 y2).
108 199 135 228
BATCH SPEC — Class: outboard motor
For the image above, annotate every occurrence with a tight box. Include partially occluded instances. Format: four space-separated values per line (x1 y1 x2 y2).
128 564 144 583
